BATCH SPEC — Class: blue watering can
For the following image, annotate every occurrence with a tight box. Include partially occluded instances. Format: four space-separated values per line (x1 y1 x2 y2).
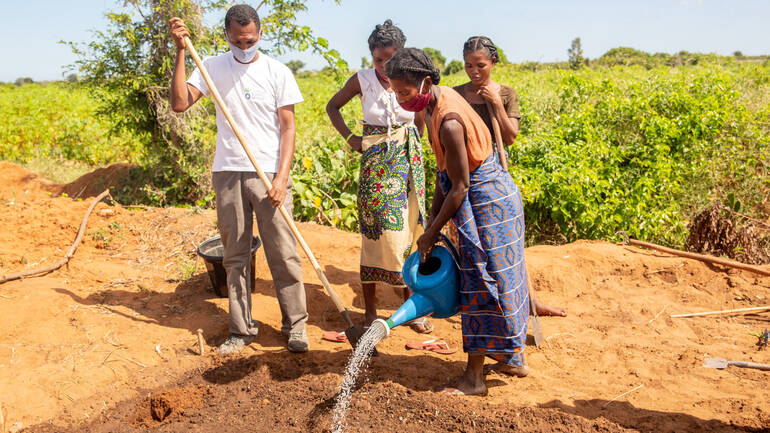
374 234 460 336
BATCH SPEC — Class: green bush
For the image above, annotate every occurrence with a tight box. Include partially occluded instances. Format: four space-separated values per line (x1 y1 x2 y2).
504 64 769 245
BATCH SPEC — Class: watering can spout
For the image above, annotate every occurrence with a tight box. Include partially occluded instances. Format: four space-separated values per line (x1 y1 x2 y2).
385 293 435 330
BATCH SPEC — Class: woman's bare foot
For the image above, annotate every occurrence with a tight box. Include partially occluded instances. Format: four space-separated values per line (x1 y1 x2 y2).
434 377 488 396
435 354 487 396
534 300 566 317
485 362 530 377
408 318 434 334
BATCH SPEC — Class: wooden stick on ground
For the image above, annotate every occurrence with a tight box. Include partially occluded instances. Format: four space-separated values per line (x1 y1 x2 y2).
484 99 543 345
604 384 644 407
484 101 508 171
671 305 770 318
196 329 205 356
628 238 770 277
0 189 111 285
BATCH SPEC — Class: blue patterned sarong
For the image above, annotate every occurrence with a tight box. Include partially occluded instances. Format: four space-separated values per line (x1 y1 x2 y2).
438 153 529 366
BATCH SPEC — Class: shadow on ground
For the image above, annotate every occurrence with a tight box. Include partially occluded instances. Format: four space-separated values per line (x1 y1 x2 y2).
540 399 770 433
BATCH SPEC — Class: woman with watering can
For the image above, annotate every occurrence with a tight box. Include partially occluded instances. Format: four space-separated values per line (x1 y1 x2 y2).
326 21 433 334
387 48 530 396
455 36 566 319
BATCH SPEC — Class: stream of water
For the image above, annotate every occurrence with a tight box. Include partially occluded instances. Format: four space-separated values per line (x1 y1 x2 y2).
330 321 388 433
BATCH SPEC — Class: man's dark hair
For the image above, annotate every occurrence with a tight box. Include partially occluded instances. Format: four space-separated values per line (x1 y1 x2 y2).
225 4 261 31
463 36 499 64
367 19 406 52
385 47 441 86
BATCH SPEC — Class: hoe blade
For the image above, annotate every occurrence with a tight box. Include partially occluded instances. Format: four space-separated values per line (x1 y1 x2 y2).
345 325 378 356
703 357 729 369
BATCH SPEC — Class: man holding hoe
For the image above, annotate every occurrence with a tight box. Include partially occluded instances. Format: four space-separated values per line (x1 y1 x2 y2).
169 4 308 354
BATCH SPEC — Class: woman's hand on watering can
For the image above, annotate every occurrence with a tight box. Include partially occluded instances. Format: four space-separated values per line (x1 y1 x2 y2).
417 229 438 263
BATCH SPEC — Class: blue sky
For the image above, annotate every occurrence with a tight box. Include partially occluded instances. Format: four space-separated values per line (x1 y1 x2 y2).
1 0 768 82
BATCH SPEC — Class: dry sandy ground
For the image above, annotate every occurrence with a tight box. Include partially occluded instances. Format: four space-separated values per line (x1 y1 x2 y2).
0 161 768 432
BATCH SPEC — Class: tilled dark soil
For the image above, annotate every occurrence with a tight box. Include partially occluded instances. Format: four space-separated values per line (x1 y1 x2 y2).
26 351 768 433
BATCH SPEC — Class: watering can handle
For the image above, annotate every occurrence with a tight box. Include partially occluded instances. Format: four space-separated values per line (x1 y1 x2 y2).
409 258 422 291
410 232 460 291
438 233 461 263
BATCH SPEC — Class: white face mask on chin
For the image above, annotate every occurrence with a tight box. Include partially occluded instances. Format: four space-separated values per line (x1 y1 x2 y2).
226 33 260 63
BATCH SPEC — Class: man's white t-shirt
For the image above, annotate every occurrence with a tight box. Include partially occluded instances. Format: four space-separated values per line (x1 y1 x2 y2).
187 52 303 173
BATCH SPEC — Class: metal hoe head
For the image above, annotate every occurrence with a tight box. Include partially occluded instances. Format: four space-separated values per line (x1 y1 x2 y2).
703 357 729 369
529 295 543 347
344 325 378 356
703 357 770 371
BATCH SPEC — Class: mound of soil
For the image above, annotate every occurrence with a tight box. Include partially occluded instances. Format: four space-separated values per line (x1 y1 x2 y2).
1 162 769 433
136 385 204 425
0 161 58 196
54 163 135 199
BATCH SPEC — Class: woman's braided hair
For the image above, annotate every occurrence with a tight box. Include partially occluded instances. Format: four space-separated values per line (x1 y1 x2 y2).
463 36 499 64
367 19 406 51
385 47 441 86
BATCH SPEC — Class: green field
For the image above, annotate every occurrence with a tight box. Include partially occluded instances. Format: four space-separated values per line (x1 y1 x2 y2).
2 60 769 247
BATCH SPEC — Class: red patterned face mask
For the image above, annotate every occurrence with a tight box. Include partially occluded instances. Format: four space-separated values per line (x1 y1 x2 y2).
399 78 430 112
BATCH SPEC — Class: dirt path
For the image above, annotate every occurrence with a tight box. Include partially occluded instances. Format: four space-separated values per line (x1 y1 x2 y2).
1 162 768 432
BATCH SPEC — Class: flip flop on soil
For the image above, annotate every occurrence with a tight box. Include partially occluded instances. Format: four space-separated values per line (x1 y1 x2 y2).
321 331 348 343
407 318 434 334
405 339 458 355
484 362 530 377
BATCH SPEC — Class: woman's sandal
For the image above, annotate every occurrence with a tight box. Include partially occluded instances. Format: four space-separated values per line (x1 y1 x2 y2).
484 362 530 378
407 317 434 334
321 331 348 343
405 339 457 355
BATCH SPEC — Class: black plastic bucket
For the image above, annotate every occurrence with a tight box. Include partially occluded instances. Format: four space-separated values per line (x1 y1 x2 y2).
196 235 262 298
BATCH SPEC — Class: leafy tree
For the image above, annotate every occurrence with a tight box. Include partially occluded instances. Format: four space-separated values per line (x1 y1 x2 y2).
286 60 305 74
567 37 585 69
66 0 347 206
495 45 509 65
360 56 371 69
423 47 446 70
597 47 655 68
14 77 33 86
444 59 463 75
65 73 79 83
733 50 744 59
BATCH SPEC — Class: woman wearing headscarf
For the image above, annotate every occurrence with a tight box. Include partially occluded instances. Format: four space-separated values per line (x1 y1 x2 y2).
387 48 530 395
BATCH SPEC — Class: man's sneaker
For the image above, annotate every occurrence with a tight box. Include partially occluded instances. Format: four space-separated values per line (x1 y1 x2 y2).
287 330 309 353
217 334 255 354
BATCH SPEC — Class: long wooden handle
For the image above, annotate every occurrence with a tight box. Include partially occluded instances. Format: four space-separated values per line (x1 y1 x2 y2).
485 101 508 171
730 361 770 371
486 99 541 339
628 238 770 277
183 37 351 322
671 305 770 318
